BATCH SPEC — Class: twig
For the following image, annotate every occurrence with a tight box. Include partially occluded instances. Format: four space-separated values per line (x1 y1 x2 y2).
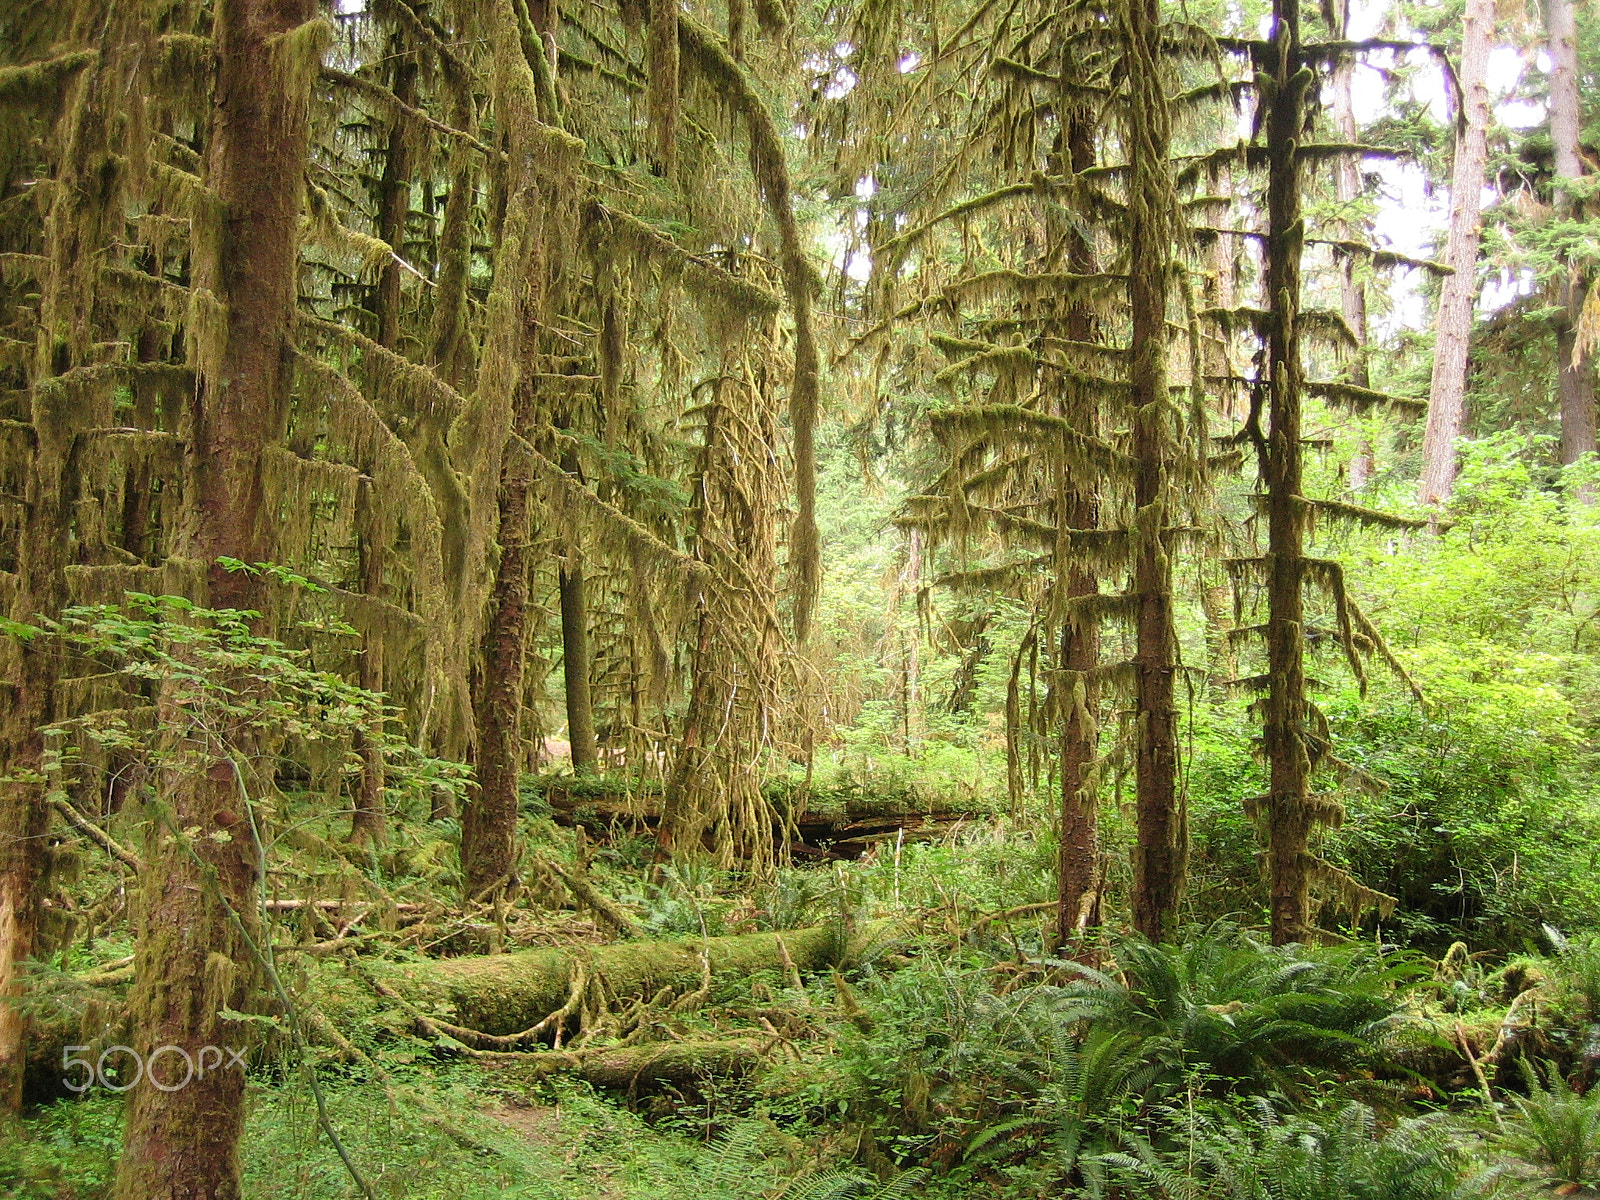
1484 987 1542 1067
970 900 1058 930
1454 1021 1504 1130
49 794 142 871
542 855 641 938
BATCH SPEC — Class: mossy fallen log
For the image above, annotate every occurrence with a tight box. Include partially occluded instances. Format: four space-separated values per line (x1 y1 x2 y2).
376 923 850 1036
27 922 884 1098
537 780 989 859
481 1036 768 1091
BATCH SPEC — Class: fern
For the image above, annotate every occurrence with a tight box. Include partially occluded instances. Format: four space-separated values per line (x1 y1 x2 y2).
1093 1101 1475 1200
1501 1062 1600 1186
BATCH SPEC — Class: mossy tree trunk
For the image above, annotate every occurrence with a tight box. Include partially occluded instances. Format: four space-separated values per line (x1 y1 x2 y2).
1055 112 1103 956
558 452 599 774
464 428 534 900
113 0 319 1194
1259 0 1315 946
559 564 599 771
1124 0 1185 942
0 0 121 1115
348 31 420 847
351 477 388 846
1328 1 1375 490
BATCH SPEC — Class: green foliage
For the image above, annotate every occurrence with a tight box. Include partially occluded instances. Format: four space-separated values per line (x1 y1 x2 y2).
1177 442 1600 949
1096 1101 1478 1200
37 592 469 821
1056 928 1423 1102
791 926 1422 1184
0 1093 122 1199
1497 1064 1600 1186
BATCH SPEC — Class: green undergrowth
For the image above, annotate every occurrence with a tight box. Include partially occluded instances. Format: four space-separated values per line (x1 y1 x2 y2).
2 1068 813 1200
13 923 1600 1198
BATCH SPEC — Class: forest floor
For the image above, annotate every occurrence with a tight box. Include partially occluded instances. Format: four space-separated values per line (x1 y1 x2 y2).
6 775 1600 1198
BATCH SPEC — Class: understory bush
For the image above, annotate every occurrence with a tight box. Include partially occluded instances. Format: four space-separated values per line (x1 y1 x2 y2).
782 926 1424 1187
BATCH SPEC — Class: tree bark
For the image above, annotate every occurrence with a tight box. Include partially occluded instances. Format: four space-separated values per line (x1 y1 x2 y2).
1329 11 1375 489
1055 574 1100 950
1261 0 1314 945
899 528 922 754
348 34 417 847
31 922 896 1092
1418 0 1495 505
559 562 599 771
351 477 388 847
464 432 533 899
373 48 416 351
389 923 851 1035
1054 111 1103 956
1549 0 1598 473
1200 580 1237 695
557 445 599 776
1124 0 1185 942
659 607 712 855
114 1 317 1194
0 1 121 1116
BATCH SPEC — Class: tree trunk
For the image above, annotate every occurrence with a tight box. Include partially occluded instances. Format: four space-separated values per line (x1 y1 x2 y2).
389 923 851 1035
114 1 317 1194
373 49 416 350
463 434 533 900
1054 110 1103 956
0 0 121 1114
1550 0 1598 473
347 37 417 846
1200 580 1237 695
1261 0 1314 946
351 478 388 847
1329 16 1375 489
1055 571 1101 951
899 528 922 754
1418 0 1494 504
33 922 898 1089
1124 0 1184 942
659 607 712 854
559 563 598 770
0 718 49 1117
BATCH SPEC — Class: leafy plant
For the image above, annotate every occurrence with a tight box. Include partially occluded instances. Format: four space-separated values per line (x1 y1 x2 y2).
1498 1063 1600 1186
1095 1100 1477 1200
1058 926 1423 1101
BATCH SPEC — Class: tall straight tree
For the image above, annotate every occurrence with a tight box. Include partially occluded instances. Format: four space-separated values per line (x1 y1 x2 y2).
835 0 1198 943
0 0 111 1113
1123 0 1185 941
1055 107 1106 954
1419 0 1496 505
1548 0 1598 472
1258 0 1318 945
1329 0 1374 489
461 2 581 901
115 1 322 1194
1233 6 1417 943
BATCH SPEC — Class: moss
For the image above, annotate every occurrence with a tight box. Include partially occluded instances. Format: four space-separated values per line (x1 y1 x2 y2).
372 924 849 1037
0 50 97 107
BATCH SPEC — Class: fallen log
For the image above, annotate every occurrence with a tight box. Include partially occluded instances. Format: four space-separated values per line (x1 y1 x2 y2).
538 781 987 860
27 922 889 1098
377 923 852 1037
480 1036 768 1091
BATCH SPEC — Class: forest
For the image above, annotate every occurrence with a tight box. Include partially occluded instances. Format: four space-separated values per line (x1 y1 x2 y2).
2 0 1600 1194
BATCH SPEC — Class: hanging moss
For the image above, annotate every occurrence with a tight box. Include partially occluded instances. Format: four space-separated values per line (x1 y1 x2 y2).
677 16 820 644
0 50 97 107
